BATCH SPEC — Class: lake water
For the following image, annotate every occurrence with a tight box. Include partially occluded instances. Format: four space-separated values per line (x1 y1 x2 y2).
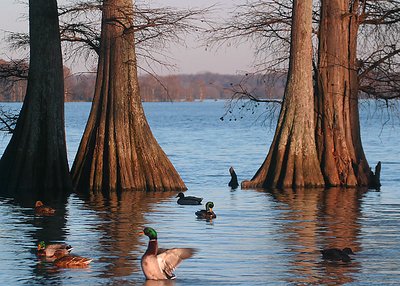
0 101 399 285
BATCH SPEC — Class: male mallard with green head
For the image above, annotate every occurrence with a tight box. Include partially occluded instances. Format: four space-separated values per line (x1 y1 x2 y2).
140 227 196 280
35 201 56 216
37 241 73 258
195 201 216 219
176 192 203 205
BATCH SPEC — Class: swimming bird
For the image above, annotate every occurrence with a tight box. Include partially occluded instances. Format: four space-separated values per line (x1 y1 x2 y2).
35 201 56 216
53 255 93 268
176 192 203 205
140 227 196 280
195 201 216 220
320 247 355 262
37 241 73 258
228 166 239 189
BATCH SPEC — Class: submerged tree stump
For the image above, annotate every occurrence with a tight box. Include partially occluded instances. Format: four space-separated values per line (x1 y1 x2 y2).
228 166 239 189
369 161 381 190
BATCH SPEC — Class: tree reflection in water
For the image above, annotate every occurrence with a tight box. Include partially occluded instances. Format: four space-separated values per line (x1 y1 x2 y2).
263 187 366 285
83 191 178 280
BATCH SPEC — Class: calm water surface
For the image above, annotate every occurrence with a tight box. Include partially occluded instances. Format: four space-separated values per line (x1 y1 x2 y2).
0 101 399 285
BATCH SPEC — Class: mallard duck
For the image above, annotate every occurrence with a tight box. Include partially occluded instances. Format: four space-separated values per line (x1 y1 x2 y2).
195 201 216 219
140 227 196 280
37 241 73 258
53 255 93 268
176 192 203 205
320 247 355 262
228 166 239 189
35 201 56 216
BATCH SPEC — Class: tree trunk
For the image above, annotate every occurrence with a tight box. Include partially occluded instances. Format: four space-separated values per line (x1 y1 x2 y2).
316 0 371 187
0 0 72 201
242 0 324 189
71 0 186 194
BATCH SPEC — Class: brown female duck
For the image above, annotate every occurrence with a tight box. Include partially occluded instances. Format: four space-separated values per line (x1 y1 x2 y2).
53 255 93 268
35 201 56 216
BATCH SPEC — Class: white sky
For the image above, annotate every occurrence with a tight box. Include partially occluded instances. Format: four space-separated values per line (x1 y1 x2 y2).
0 0 255 75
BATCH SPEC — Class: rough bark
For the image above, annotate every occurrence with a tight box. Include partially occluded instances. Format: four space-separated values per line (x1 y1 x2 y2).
0 0 72 201
316 0 372 187
71 0 186 194
242 0 324 189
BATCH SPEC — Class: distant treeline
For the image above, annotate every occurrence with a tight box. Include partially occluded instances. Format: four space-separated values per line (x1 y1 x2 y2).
0 60 285 102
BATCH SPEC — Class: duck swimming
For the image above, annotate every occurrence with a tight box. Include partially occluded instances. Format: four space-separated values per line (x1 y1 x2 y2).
140 227 196 280
35 201 56 216
37 241 73 259
195 201 216 220
320 247 355 262
176 192 203 205
54 255 93 268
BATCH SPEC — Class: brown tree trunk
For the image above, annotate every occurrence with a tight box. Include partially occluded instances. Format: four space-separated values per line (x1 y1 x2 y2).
71 0 186 194
316 0 371 187
0 0 72 201
242 0 324 189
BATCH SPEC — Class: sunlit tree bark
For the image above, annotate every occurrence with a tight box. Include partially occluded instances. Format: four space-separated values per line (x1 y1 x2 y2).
71 0 186 194
0 0 72 200
242 0 324 189
316 0 371 187
218 0 387 189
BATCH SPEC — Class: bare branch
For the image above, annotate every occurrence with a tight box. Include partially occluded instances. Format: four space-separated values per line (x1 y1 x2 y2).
0 107 19 134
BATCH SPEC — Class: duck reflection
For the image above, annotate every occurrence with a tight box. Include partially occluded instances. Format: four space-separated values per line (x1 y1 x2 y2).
0 196 70 283
82 191 177 280
265 187 366 285
4 196 69 243
143 279 176 286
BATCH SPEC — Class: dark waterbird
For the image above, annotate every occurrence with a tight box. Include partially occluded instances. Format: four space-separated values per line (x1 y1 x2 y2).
320 247 355 262
176 192 203 205
195 201 217 220
140 227 196 280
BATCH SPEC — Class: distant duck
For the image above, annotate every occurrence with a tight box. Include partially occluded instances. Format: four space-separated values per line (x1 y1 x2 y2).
140 227 196 280
37 241 73 259
195 201 216 220
320 247 355 262
176 192 203 205
54 255 93 268
228 166 239 189
35 201 56 216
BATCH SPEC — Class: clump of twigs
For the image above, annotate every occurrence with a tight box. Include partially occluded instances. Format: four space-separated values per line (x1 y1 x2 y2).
0 107 19 134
